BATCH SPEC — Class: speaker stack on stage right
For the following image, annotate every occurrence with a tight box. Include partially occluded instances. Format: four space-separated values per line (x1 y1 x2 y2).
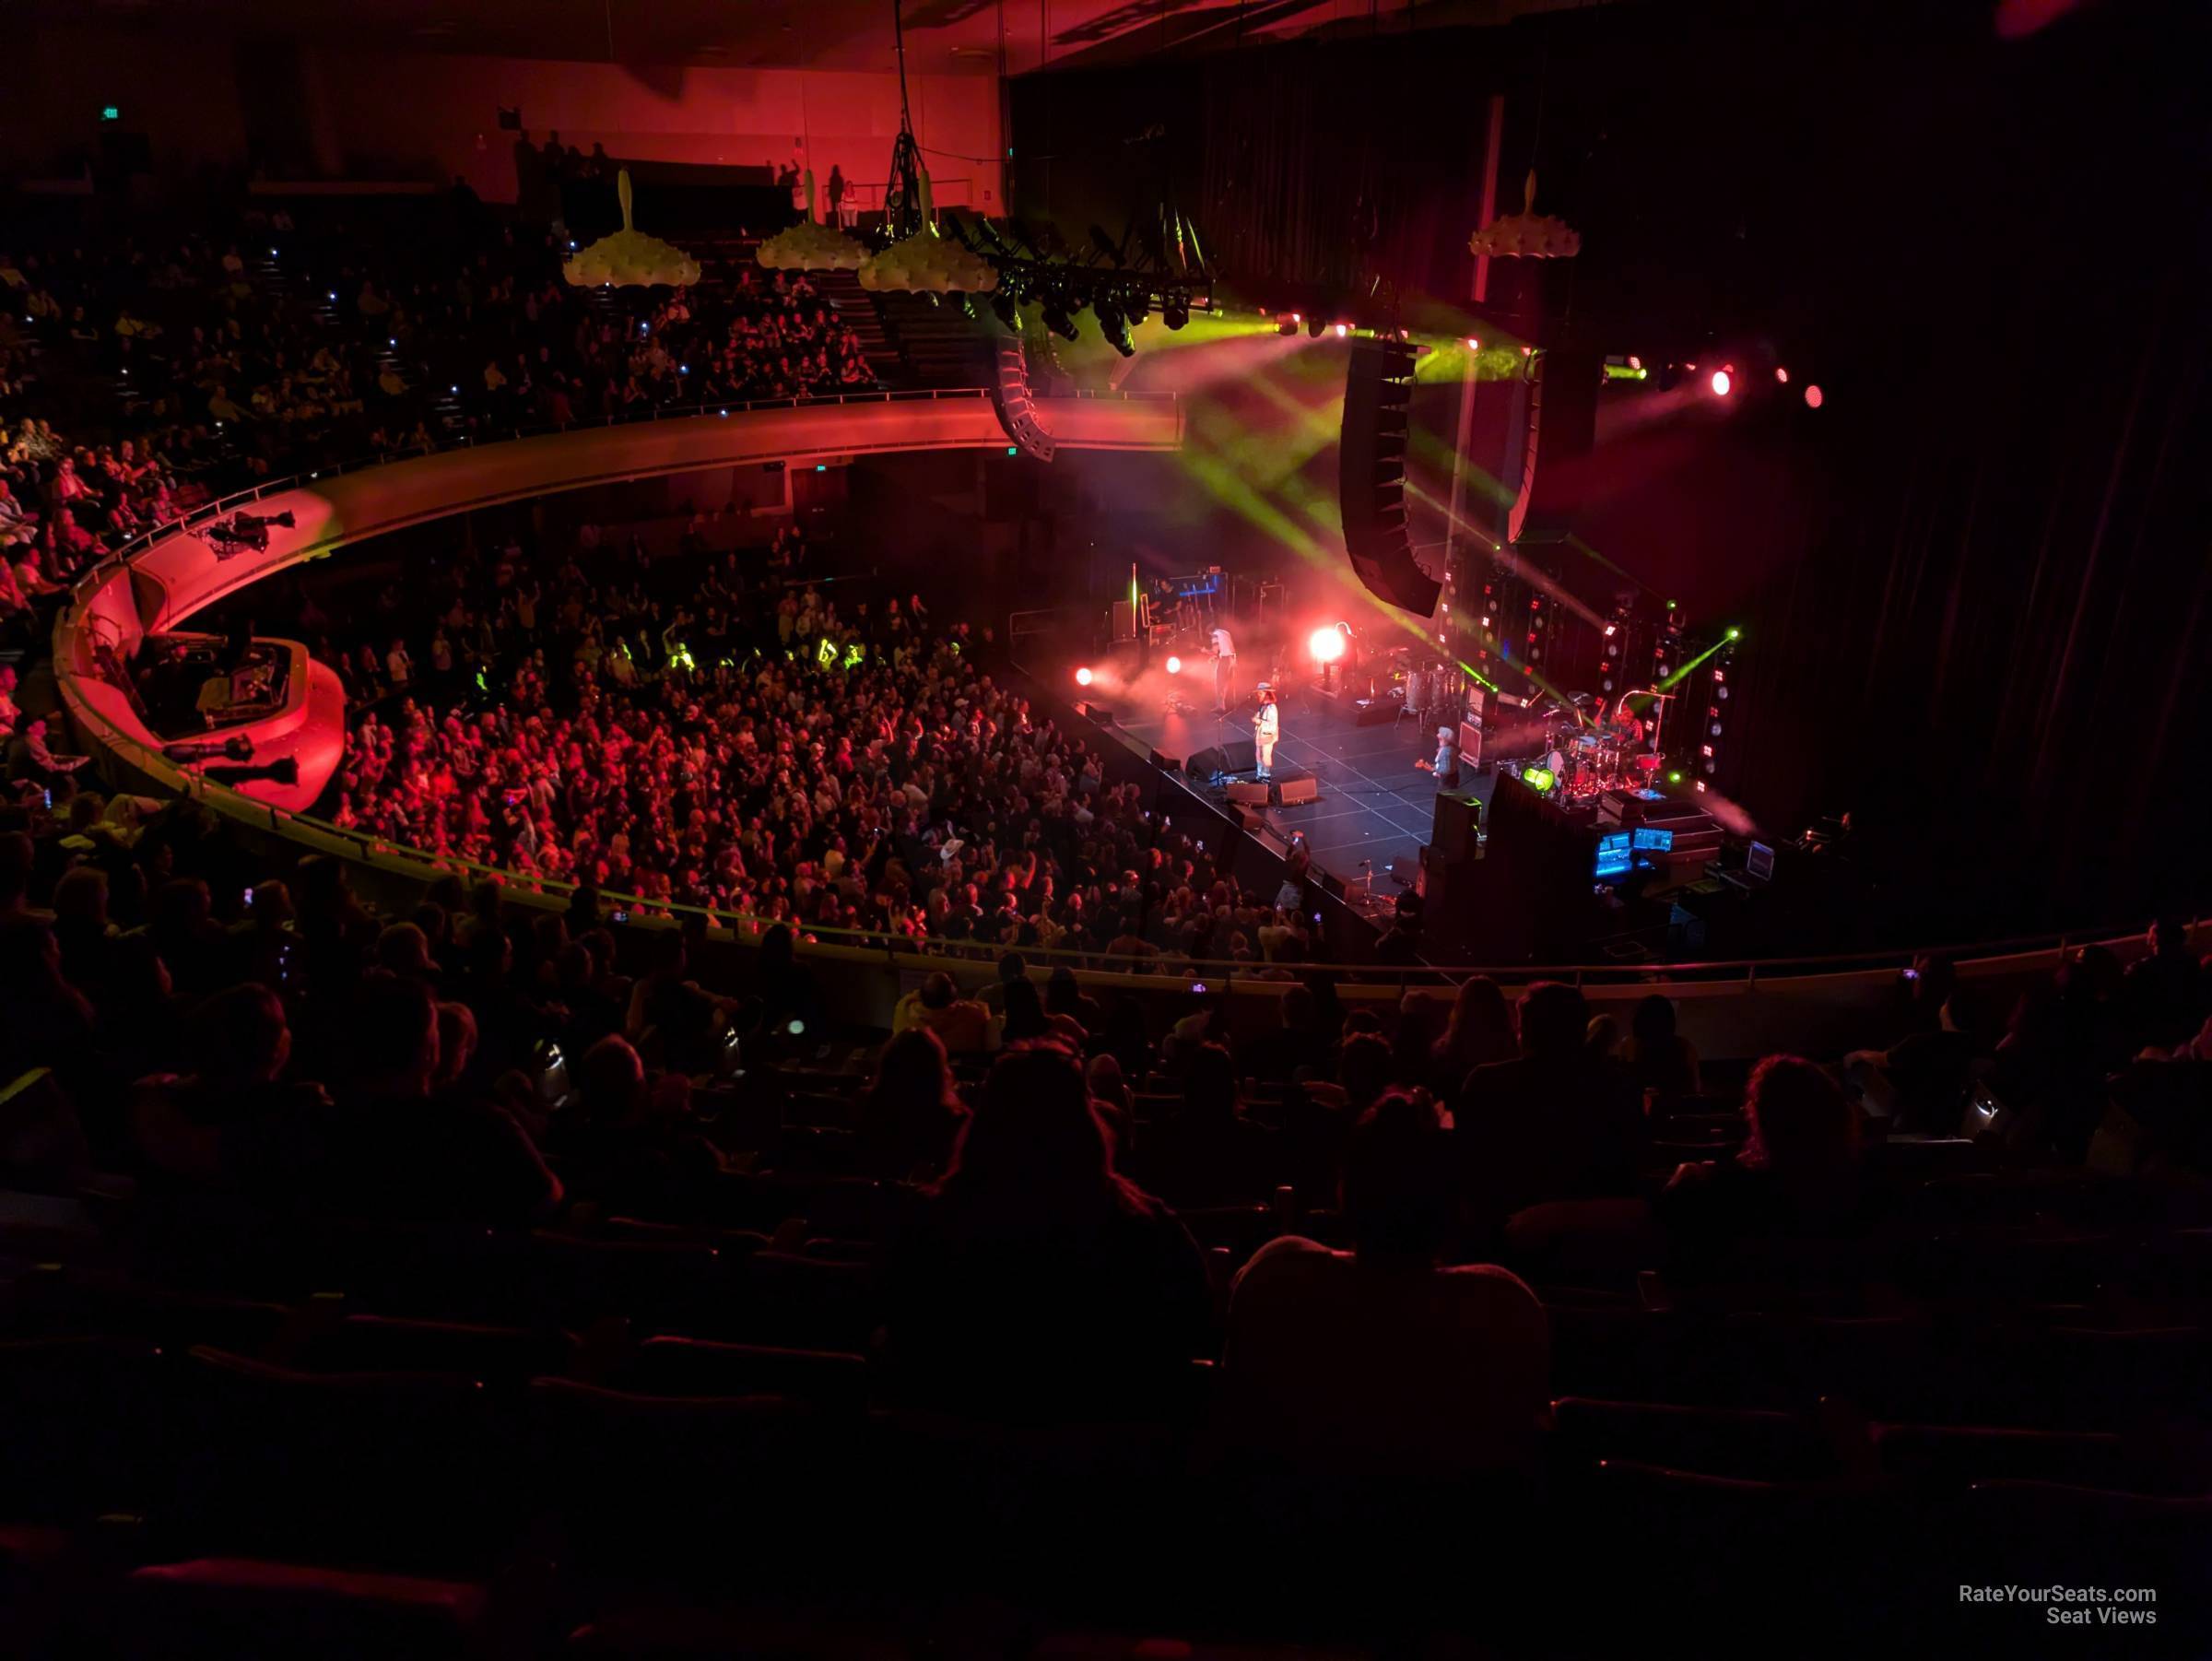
1338 339 1441 616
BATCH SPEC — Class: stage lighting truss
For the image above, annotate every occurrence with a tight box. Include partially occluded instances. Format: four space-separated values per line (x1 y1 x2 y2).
935 210 1213 348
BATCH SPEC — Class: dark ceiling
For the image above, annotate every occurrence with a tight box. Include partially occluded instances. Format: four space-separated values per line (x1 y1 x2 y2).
34 0 1616 74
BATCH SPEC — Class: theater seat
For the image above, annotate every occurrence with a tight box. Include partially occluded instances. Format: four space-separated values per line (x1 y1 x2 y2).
286 1312 579 1386
120 1558 487 1661
524 1378 871 1596
1550 1396 1842 1482
624 1336 869 1408
6 1266 295 1356
1587 1460 1902 1642
0 1336 169 1522
1872 1422 2141 1490
171 1348 518 1571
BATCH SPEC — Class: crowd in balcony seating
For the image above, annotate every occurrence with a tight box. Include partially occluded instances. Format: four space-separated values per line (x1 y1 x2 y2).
0 207 876 695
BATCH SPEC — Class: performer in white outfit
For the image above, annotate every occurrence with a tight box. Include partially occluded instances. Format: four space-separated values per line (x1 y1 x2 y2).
1209 625 1237 712
1253 686 1280 780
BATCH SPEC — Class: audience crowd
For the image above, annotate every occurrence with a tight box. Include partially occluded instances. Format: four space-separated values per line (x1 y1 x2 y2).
4 713 2211 1646
4 202 2211 1655
320 526 1315 965
0 206 870 657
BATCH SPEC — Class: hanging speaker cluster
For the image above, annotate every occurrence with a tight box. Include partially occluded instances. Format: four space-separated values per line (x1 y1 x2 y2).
990 338 1054 462
1338 338 1439 616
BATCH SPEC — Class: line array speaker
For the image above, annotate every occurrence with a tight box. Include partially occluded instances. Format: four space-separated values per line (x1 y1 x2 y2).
1338 338 1440 615
990 338 1055 462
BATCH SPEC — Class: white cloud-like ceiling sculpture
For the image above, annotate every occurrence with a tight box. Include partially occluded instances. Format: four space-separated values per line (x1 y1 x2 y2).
1468 171 1583 260
564 171 702 289
757 171 869 272
855 170 999 294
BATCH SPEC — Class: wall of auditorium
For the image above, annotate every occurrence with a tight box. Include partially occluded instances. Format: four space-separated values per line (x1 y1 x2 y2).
306 53 1003 210
5 26 999 214
8 29 252 180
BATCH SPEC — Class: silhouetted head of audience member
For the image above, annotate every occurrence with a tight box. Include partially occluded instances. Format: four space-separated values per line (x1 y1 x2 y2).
52 864 110 930
1044 964 1086 1017
759 923 796 979
0 833 35 914
195 983 291 1089
1517 982 1590 1062
1087 1051 1132 1113
1743 1054 1858 1175
1630 994 1678 1052
1341 1090 1456 1264
1182 1042 1241 1126
576 1033 649 1124
1439 973 1512 1063
1001 975 1053 1042
375 922 439 980
861 1026 968 1178
920 972 957 1012
434 1000 478 1090
2147 912 2192 960
349 972 440 1100
1337 1031 1394 1113
938 1043 1142 1227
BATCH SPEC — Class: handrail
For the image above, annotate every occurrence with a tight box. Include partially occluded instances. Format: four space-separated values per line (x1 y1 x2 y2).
60 689 2169 986
84 383 1179 572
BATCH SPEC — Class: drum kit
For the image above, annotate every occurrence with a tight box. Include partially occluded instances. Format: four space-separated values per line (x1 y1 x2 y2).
1535 690 1670 799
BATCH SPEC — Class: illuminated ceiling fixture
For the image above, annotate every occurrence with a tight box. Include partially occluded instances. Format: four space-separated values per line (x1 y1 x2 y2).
859 170 999 294
563 171 700 289
1467 171 1582 260
758 170 867 272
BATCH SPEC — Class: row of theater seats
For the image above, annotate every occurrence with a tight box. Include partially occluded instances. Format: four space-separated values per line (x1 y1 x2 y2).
5 1271 2208 1654
5 1042 2210 1653
6 1160 2212 1639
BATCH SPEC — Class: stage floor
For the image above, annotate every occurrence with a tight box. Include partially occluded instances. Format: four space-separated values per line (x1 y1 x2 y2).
1113 684 1497 898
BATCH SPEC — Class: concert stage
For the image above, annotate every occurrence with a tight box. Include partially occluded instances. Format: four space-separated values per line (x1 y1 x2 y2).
1112 684 1495 905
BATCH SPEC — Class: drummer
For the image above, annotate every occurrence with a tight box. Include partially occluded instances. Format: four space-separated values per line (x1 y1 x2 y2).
1592 693 1646 748
1608 695 1648 748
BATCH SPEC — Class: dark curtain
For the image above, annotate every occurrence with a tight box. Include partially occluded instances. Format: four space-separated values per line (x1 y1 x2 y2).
1009 0 2212 931
1196 38 1495 301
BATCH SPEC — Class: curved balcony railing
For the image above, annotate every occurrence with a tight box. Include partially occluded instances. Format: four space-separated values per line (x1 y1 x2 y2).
50 402 2178 997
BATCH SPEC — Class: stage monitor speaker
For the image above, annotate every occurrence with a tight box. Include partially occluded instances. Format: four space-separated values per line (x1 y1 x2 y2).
1148 748 1181 772
1507 347 1604 546
1235 805 1266 832
1187 739 1258 776
1226 781 1271 806
1432 792 1483 854
990 338 1055 462
1275 775 1320 807
1338 338 1441 616
1077 701 1117 725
